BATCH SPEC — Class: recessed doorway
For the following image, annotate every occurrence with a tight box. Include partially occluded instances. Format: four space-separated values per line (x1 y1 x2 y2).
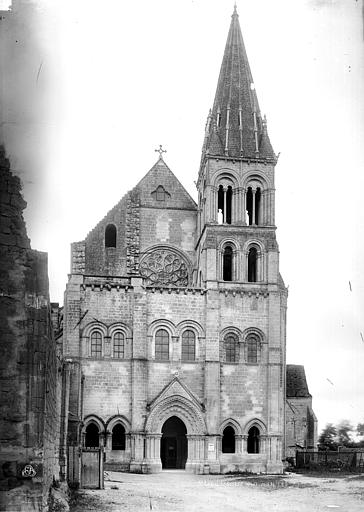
160 416 187 469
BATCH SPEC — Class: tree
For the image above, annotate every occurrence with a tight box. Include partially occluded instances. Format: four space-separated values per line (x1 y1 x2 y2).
318 423 337 450
336 420 354 447
357 423 364 436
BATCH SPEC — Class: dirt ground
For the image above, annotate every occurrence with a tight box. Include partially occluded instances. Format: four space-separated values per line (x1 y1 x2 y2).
70 470 364 512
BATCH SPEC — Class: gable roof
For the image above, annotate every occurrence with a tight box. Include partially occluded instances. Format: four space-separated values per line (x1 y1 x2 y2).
286 365 312 398
133 157 197 211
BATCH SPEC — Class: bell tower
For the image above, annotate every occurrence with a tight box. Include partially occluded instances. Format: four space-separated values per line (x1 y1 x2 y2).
196 5 279 286
196 6 287 473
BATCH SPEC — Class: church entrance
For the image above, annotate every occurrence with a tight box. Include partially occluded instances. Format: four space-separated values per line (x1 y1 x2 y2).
160 416 187 469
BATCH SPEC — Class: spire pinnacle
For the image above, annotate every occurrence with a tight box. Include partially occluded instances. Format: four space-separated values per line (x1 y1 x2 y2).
202 8 275 161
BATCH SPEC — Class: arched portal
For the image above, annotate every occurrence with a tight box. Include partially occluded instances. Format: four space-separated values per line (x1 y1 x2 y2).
160 416 187 469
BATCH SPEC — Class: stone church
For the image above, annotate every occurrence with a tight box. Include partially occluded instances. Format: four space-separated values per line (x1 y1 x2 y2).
62 7 315 475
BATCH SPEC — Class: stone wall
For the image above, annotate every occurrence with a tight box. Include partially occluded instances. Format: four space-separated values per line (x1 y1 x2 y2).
0 148 61 511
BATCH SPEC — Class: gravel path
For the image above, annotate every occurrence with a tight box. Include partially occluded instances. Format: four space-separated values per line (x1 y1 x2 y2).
70 471 364 512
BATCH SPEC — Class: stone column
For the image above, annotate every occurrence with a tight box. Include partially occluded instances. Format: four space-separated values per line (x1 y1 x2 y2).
105 430 112 451
143 433 162 473
223 187 227 223
242 435 248 453
235 435 243 454
186 435 206 473
260 434 268 454
130 432 145 473
252 189 256 225
242 188 246 225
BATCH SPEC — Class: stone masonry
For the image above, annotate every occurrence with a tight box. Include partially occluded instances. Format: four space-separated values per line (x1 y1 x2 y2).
62 7 315 482
0 147 61 511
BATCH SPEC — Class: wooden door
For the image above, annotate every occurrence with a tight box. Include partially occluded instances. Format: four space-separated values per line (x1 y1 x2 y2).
81 448 104 488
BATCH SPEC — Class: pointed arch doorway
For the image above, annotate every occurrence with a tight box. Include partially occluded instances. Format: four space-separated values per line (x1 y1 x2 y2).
160 416 187 469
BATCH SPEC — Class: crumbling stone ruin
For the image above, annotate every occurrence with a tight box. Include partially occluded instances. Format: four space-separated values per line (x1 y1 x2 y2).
0 147 61 511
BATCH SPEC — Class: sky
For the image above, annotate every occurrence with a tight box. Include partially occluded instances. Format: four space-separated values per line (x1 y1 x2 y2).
1 0 363 435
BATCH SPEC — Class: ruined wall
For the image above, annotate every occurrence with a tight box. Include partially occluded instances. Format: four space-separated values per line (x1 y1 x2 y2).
0 148 60 511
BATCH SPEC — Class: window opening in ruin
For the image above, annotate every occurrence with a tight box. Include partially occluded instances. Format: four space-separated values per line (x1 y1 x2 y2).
155 329 169 361
112 424 126 450
223 245 233 281
113 332 125 358
248 247 257 282
85 423 99 447
247 336 258 363
225 334 237 362
222 426 235 453
247 426 260 453
181 330 196 361
105 224 117 248
90 331 102 358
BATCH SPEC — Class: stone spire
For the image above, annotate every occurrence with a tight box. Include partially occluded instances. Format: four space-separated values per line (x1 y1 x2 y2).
202 6 275 161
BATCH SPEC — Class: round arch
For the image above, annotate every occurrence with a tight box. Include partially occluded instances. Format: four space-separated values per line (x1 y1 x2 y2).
212 168 240 188
176 320 204 338
242 239 265 255
220 326 243 341
145 396 206 435
242 171 271 190
242 327 266 344
108 322 132 338
82 321 107 338
147 319 176 338
218 238 240 253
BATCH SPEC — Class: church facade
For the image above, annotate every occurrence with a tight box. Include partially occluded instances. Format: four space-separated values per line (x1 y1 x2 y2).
63 7 289 474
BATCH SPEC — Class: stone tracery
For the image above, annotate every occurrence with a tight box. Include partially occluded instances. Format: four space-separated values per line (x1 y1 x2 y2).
139 248 189 286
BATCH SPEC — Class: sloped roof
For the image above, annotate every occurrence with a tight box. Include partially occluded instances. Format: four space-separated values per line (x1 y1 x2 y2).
133 157 197 211
202 6 275 161
286 365 312 398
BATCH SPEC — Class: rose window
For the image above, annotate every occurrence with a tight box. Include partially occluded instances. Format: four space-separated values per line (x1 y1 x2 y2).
139 249 189 286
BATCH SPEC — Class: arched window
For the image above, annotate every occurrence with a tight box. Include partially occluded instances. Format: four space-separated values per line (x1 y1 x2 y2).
113 332 125 358
255 188 261 225
247 426 260 453
181 330 195 361
90 331 102 358
223 245 233 281
112 424 126 450
246 187 262 226
222 426 235 453
217 184 233 224
248 247 257 282
85 423 99 448
246 187 253 225
155 329 169 361
225 334 238 363
247 336 258 363
105 224 117 248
